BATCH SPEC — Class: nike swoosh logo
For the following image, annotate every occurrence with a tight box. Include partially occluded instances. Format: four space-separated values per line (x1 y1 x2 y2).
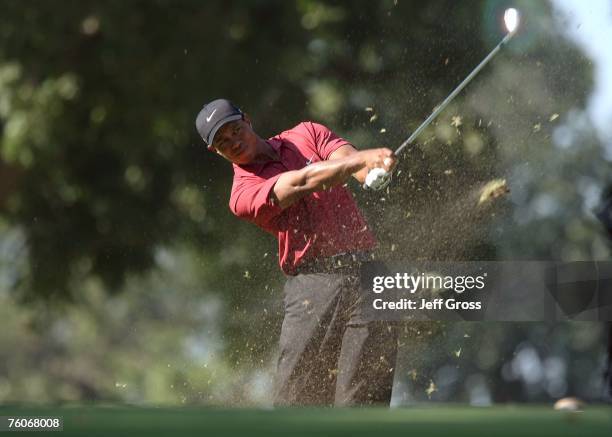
305 154 316 166
206 109 217 122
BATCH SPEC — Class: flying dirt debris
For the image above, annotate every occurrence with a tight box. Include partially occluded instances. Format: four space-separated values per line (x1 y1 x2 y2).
376 175 511 265
478 179 510 206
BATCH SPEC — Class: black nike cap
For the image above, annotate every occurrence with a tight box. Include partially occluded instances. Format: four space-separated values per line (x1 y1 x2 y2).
195 99 243 150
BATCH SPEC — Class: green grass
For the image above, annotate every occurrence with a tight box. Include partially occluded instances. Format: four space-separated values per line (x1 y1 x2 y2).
0 405 610 436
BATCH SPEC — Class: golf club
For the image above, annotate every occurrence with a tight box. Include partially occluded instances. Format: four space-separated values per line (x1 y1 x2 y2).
365 8 520 190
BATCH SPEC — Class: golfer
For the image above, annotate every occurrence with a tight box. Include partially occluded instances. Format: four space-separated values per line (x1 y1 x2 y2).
196 99 398 406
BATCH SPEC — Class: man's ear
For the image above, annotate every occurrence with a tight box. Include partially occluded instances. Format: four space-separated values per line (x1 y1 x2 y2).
243 113 252 126
213 148 232 162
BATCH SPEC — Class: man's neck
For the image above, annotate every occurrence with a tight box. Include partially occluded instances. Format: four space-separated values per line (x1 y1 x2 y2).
251 138 279 164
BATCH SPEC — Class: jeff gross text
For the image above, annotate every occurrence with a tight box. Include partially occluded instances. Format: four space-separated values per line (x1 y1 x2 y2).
370 272 487 311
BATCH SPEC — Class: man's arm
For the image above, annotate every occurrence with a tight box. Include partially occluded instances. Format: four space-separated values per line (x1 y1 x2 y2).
328 144 370 184
271 147 396 209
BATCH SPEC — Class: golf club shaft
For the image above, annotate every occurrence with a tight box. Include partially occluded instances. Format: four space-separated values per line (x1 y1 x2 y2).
395 31 515 156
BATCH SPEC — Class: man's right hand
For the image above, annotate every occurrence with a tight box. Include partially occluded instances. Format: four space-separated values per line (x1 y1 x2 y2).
359 148 397 173
359 148 397 190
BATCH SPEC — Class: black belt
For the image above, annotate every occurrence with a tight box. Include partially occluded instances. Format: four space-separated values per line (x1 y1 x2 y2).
294 251 374 274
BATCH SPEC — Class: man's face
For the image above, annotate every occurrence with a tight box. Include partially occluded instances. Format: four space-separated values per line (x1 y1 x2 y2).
211 116 258 165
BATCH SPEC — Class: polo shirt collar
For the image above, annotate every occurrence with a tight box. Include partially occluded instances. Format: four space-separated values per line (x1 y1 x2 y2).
234 138 283 175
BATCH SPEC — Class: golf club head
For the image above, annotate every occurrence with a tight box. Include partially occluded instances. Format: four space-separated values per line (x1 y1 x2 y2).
364 168 391 191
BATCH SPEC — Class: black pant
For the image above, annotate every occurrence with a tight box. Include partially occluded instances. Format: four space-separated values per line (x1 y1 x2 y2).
274 271 398 406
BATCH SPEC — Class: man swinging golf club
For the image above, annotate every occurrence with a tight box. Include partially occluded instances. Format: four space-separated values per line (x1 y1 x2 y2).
195 7 521 407
196 99 399 406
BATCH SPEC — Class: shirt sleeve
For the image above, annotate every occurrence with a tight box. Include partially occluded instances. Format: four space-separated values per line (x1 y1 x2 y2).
230 174 284 230
302 122 351 160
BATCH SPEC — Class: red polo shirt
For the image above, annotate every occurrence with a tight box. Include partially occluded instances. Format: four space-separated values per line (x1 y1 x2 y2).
229 121 377 274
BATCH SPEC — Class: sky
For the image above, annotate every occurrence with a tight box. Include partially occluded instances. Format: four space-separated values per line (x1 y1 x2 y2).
552 0 612 145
